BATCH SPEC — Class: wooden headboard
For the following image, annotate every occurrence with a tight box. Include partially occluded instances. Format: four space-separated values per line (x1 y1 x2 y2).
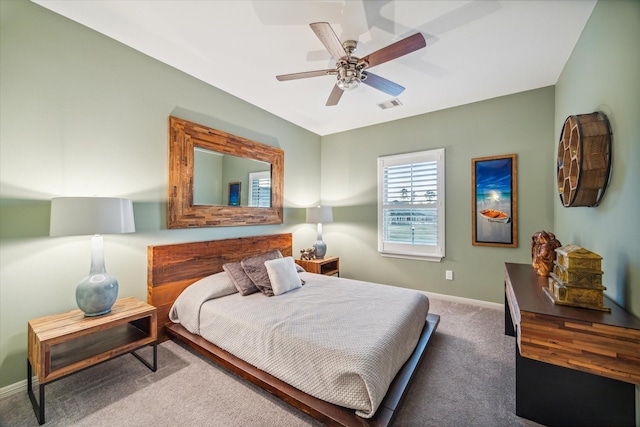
147 233 292 341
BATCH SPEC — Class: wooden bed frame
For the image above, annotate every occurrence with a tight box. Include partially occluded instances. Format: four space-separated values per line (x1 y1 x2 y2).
147 233 440 427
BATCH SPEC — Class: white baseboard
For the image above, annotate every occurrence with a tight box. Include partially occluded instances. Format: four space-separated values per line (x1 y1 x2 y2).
422 290 504 310
0 376 38 400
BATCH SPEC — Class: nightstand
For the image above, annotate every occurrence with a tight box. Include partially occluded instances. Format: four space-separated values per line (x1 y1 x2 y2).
27 297 157 424
295 256 339 276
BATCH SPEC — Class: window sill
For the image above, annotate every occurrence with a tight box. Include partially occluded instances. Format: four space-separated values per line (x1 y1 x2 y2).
379 251 443 262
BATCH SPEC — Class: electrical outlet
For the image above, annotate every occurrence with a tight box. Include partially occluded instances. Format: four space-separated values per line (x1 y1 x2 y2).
446 270 453 280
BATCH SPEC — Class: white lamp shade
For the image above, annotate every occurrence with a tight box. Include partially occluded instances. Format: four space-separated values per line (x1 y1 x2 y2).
50 197 135 236
306 206 333 224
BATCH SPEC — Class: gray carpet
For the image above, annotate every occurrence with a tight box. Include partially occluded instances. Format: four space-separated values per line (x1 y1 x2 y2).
0 296 543 427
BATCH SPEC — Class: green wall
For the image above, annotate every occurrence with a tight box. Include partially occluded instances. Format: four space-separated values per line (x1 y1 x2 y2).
554 0 640 316
321 87 555 302
0 0 321 389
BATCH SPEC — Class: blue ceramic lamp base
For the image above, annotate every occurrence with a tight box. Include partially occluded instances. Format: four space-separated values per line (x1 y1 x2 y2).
313 240 327 259
313 222 328 259
77 235 119 317
76 274 118 317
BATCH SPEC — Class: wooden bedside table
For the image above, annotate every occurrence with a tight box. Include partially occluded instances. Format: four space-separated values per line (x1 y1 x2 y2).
295 256 339 276
27 297 157 424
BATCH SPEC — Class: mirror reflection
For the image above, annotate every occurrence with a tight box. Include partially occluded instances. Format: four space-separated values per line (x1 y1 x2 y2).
193 147 271 207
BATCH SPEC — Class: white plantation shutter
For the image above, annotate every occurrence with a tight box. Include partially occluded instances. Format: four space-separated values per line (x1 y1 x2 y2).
378 148 445 261
249 171 271 207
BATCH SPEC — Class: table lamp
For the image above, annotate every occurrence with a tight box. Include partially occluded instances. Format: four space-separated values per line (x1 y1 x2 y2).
50 197 135 316
306 206 333 259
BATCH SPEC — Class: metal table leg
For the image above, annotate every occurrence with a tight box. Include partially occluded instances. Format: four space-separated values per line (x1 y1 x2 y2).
27 359 45 425
131 342 157 372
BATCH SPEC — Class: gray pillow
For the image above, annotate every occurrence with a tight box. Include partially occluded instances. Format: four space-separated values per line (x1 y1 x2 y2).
240 250 282 296
223 262 259 296
169 271 238 330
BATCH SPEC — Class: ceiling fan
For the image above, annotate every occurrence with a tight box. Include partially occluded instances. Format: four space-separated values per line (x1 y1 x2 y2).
276 22 426 106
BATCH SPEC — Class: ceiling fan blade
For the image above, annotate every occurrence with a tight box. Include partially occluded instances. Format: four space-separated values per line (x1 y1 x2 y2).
362 72 405 96
359 32 426 69
310 22 346 61
276 69 336 81
326 84 344 106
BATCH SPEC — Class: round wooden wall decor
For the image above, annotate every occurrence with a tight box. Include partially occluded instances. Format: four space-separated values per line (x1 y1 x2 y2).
557 112 612 207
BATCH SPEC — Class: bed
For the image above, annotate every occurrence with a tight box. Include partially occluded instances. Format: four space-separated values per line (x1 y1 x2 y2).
147 233 440 426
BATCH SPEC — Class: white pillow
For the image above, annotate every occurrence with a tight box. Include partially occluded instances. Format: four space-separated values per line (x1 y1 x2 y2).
264 256 302 296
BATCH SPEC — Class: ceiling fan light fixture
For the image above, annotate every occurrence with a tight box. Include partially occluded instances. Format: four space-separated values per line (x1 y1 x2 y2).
337 61 361 91
337 77 360 91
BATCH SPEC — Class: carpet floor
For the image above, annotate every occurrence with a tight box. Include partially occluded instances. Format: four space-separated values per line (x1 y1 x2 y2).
0 296 543 426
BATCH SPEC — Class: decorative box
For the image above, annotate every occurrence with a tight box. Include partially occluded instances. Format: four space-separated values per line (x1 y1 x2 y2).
552 263 603 287
542 245 610 312
545 277 608 311
554 244 602 271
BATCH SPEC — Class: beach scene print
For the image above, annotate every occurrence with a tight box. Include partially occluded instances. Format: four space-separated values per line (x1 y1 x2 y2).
474 157 513 244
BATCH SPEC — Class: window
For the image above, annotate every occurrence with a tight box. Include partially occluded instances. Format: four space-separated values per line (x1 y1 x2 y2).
378 148 445 262
248 171 271 207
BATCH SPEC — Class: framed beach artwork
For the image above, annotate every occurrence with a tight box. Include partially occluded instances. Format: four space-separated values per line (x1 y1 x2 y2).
228 182 241 206
472 154 517 247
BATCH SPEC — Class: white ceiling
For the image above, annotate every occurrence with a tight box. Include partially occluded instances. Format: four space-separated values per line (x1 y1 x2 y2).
33 0 596 136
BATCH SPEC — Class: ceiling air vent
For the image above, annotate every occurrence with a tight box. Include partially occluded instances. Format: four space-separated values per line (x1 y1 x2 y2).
377 98 403 110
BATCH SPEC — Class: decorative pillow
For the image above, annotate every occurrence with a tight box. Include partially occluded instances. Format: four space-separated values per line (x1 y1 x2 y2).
195 271 238 297
295 263 305 273
240 250 282 296
264 257 303 296
223 262 259 296
169 271 238 329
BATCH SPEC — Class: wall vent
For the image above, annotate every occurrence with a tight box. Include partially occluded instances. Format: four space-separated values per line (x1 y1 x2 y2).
377 98 403 110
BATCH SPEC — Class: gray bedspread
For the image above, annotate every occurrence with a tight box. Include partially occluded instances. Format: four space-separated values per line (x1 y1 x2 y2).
170 272 429 418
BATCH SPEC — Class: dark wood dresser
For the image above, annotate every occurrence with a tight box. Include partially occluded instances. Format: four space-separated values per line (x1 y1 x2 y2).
504 262 640 426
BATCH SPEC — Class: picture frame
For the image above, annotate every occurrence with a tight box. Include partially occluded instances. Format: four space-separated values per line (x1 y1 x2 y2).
472 154 517 247
228 182 241 206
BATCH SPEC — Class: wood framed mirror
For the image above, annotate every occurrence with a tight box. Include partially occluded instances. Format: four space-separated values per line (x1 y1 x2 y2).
168 116 284 228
